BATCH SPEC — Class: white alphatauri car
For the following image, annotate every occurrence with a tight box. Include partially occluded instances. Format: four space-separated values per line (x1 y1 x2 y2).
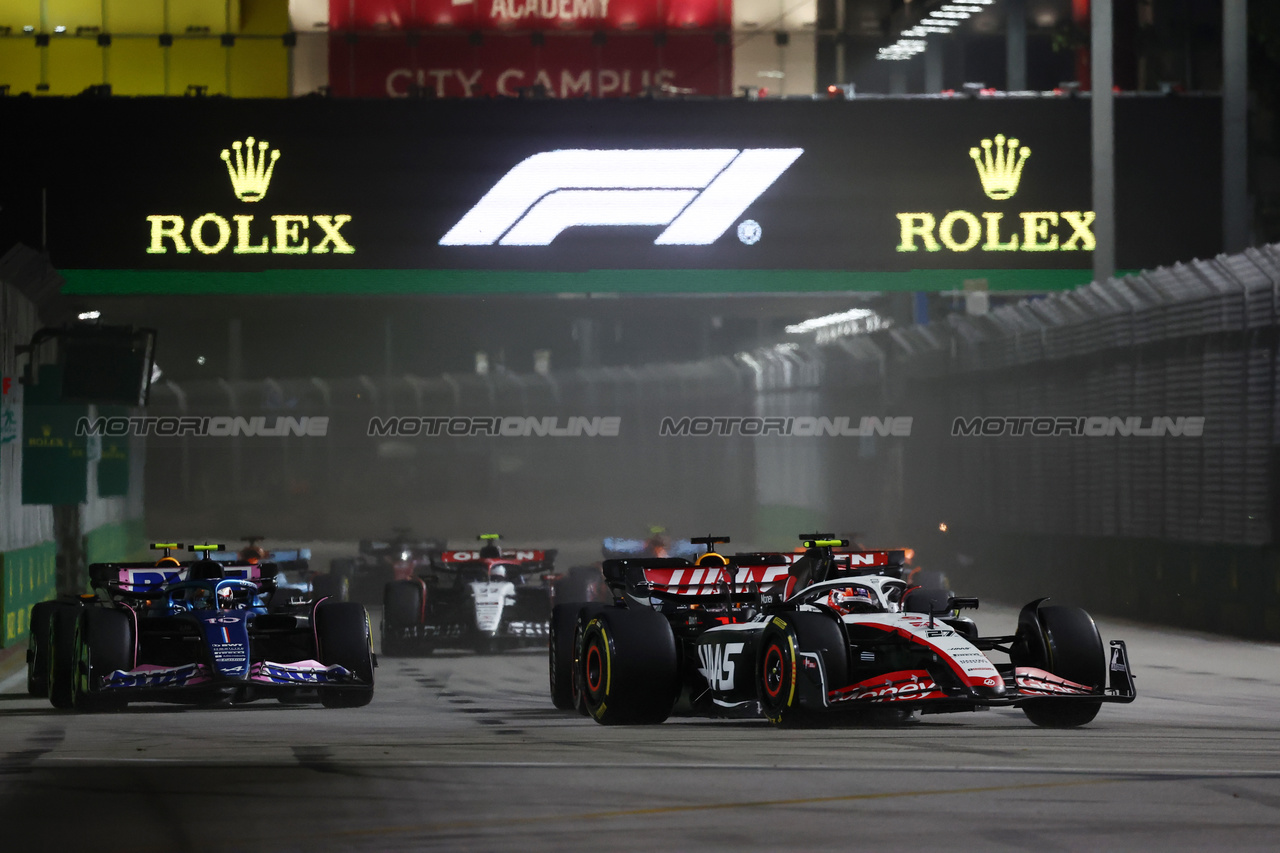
382 536 557 655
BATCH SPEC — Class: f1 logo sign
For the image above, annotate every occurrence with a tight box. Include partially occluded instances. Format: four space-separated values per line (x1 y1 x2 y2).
439 148 803 246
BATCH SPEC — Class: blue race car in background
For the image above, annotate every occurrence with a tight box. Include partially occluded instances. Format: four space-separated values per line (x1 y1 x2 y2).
216 537 349 604
30 543 374 711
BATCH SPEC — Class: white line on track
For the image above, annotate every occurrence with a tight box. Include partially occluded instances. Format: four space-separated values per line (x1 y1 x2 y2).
0 667 28 694
33 757 1280 778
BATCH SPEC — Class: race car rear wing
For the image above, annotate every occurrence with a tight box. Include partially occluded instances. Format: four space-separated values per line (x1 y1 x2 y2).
89 561 272 592
359 537 446 557
434 548 557 573
602 558 793 600
831 550 908 573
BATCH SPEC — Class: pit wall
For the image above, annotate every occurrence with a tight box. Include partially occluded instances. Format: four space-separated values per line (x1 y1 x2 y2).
0 541 57 651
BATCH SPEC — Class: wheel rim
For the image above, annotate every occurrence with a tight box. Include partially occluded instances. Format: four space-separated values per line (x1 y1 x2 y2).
763 643 785 700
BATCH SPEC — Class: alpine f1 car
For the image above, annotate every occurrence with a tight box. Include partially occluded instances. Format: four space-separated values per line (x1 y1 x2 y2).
28 543 375 710
550 535 1135 728
332 531 446 603
382 534 556 655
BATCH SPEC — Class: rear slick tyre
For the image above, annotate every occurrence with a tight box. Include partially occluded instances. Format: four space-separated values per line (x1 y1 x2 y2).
578 606 678 725
27 600 58 698
381 581 424 658
758 613 844 727
549 603 580 710
571 604 606 716
47 603 81 710
758 623 810 728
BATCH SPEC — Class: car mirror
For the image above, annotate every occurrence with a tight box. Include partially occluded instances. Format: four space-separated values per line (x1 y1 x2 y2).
903 587 953 614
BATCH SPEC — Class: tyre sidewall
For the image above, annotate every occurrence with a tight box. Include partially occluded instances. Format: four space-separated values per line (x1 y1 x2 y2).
758 620 801 724
27 600 58 697
316 602 375 708
47 603 81 709
758 613 844 725
383 581 424 630
549 603 581 710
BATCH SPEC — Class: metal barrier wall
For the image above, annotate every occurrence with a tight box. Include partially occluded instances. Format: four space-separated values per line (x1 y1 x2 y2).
146 244 1280 636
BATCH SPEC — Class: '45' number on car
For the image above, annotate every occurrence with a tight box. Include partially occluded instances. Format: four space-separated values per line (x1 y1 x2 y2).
698 642 745 691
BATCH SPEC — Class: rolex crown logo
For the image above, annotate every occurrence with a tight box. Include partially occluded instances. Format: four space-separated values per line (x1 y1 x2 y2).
969 134 1030 200
220 137 280 202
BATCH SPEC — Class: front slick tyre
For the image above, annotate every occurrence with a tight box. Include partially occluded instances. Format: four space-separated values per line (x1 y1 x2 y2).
316 602 375 708
72 608 132 713
1021 605 1104 728
578 606 678 725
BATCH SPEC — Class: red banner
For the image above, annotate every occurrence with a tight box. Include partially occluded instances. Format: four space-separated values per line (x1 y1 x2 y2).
328 32 731 97
329 0 731 32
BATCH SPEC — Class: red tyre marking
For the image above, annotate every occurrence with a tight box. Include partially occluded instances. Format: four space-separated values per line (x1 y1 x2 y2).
585 642 603 694
763 644 785 699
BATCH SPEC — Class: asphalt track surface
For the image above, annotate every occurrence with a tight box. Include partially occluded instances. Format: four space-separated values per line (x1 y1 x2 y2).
3 605 1280 852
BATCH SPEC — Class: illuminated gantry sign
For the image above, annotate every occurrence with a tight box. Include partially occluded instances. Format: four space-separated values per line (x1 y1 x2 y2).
18 98 1217 289
896 135 1096 254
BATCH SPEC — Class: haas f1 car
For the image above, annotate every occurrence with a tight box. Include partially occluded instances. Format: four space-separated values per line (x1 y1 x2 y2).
550 536 1135 728
382 535 556 655
28 544 375 710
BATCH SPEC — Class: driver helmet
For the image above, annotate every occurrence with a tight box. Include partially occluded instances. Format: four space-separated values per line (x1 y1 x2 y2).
826 586 876 615
218 585 237 609
489 564 508 579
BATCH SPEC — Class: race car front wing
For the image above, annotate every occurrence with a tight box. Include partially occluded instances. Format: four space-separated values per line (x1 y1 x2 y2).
102 659 365 693
826 640 1136 709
